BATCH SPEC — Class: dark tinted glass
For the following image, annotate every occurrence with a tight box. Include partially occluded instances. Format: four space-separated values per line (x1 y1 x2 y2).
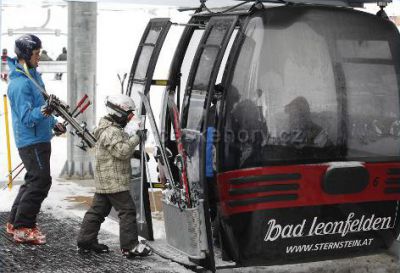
222 6 400 171
193 47 219 90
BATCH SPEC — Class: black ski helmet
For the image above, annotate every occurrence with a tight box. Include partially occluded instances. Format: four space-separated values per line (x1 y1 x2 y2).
15 34 42 62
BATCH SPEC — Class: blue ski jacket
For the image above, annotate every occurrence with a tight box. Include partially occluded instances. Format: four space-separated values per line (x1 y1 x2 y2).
7 57 57 148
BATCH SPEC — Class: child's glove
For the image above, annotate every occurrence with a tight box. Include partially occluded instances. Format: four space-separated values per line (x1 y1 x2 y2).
136 129 147 141
124 118 140 137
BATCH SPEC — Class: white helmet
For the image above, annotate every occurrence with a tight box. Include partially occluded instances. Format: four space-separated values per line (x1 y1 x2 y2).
105 94 136 118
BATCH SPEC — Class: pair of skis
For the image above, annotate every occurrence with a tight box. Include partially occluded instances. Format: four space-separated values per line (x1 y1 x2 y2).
137 92 192 208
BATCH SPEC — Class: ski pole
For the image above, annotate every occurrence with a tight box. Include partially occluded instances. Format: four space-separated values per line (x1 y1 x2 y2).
117 73 127 94
2 166 24 191
63 100 91 127
74 101 91 118
12 167 24 181
2 162 24 190
70 94 88 117
6 162 23 177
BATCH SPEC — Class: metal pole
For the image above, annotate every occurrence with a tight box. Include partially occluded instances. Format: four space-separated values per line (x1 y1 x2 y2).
60 1 97 179
3 95 12 190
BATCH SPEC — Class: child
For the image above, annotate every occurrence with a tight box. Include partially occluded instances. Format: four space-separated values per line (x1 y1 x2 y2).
77 93 151 258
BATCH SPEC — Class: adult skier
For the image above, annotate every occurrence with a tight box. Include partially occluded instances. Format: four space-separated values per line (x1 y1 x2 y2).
77 94 151 258
5 34 66 244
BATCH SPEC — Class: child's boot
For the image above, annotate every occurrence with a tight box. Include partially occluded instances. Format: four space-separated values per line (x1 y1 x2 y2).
77 241 109 254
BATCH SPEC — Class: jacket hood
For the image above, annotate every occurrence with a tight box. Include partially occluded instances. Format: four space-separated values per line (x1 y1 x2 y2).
7 57 19 79
94 117 121 139
7 57 36 81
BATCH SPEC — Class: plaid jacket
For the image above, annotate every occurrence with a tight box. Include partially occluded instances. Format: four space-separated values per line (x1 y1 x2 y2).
93 117 140 194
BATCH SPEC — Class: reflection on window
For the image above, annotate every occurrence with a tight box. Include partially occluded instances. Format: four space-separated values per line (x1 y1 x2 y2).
135 46 154 80
193 47 219 90
206 23 228 45
222 7 400 171
145 27 162 44
337 40 392 60
345 63 399 156
130 83 145 112
230 35 255 99
187 91 206 130
184 19 234 132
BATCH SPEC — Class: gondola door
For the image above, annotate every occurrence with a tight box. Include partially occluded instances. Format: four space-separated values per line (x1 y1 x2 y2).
125 18 172 240
179 15 239 271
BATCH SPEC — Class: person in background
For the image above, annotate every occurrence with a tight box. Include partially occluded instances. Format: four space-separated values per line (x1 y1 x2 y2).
5 34 66 245
56 47 67 61
55 47 67 80
40 50 53 61
205 84 224 246
1 48 8 81
77 94 151 259
284 96 330 147
2 48 8 62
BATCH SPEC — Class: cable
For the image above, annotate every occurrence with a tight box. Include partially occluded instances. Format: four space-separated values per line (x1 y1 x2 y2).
202 1 250 15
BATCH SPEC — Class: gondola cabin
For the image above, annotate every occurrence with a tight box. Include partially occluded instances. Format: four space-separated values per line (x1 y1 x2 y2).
125 0 400 271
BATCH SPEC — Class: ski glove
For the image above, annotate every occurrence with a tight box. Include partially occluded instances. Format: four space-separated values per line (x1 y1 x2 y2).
124 119 140 137
41 94 60 117
133 150 150 161
53 122 67 136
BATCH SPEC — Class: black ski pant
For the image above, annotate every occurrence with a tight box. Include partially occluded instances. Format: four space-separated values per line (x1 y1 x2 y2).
77 191 138 250
9 142 52 229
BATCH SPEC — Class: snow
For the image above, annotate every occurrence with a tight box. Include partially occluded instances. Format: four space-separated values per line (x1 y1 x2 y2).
0 172 166 240
326 161 365 171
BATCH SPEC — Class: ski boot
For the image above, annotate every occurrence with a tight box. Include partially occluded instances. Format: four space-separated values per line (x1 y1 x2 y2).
13 227 46 245
121 241 152 259
77 241 109 254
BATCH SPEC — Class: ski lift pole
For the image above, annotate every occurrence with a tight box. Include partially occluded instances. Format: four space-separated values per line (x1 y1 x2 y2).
3 95 12 190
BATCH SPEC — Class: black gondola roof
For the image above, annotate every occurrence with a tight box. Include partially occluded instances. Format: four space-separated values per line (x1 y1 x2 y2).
192 0 392 17
240 0 391 7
